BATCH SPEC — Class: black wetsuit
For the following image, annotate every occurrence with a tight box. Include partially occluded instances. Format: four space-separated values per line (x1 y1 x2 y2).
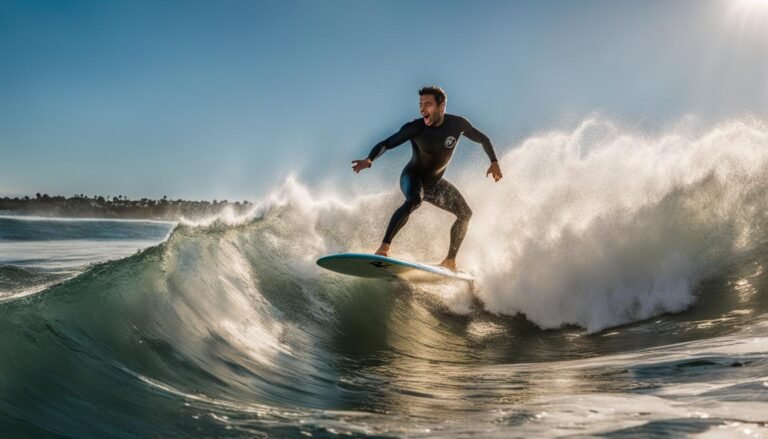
367 114 498 259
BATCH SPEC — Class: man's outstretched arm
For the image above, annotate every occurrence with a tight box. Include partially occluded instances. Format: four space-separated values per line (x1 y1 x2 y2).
462 120 503 182
352 121 420 173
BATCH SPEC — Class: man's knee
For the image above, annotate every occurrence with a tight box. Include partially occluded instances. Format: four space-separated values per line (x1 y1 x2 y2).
459 204 472 222
398 190 423 213
405 197 423 212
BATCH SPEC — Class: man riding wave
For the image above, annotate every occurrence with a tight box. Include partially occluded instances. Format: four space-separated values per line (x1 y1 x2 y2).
352 86 502 272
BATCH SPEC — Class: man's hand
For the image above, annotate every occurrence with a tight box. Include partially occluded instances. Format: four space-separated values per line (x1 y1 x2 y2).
486 161 503 182
352 158 372 173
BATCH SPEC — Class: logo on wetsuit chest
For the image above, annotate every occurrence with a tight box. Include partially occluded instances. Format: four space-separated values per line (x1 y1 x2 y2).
444 136 457 149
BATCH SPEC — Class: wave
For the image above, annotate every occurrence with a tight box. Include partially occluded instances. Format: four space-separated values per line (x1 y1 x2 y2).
2 116 768 435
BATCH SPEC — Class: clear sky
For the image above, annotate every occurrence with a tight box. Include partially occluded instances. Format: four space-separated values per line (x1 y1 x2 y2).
1 0 767 201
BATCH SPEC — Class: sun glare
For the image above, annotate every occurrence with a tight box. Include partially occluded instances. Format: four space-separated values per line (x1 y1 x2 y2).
727 0 768 36
731 0 768 14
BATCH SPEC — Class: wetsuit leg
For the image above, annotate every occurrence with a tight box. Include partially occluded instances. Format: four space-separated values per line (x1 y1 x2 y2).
424 179 473 259
381 170 424 244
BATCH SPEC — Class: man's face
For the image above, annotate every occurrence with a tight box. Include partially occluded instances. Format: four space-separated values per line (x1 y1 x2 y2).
419 94 445 127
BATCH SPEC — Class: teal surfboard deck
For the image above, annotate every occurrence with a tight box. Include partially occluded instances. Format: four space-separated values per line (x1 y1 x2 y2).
316 253 474 282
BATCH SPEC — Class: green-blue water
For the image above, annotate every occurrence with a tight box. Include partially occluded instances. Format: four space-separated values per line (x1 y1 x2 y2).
1 210 767 437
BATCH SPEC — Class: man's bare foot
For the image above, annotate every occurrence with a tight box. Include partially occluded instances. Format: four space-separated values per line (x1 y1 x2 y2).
374 243 390 257
439 258 458 272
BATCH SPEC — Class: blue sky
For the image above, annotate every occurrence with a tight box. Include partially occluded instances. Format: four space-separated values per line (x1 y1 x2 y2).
1 0 766 200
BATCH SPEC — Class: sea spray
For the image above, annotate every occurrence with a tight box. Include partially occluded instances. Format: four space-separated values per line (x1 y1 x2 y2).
154 117 768 331
459 117 768 331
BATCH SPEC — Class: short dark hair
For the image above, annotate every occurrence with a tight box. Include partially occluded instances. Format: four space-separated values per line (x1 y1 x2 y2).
418 86 447 105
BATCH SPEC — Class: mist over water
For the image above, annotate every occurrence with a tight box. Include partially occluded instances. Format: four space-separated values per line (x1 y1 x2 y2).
2 117 768 437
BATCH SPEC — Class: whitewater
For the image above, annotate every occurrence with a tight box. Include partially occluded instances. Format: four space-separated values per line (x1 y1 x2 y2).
2 117 768 437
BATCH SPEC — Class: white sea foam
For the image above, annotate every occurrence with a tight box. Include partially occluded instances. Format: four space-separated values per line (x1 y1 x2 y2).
457 117 768 331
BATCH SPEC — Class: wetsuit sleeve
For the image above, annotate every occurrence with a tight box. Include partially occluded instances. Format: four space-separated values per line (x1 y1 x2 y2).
461 118 498 163
366 121 420 162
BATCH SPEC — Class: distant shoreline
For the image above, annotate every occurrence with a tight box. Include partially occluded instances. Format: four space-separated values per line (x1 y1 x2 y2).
0 194 253 221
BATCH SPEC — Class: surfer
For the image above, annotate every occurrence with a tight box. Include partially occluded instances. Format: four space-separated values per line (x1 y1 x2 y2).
351 86 502 272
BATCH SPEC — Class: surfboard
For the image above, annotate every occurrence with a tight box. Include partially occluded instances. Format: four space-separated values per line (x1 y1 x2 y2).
316 253 474 282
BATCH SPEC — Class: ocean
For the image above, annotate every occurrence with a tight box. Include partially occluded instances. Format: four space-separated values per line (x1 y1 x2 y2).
1 118 768 437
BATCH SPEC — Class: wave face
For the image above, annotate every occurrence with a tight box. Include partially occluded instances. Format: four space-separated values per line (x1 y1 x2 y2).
2 118 768 436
